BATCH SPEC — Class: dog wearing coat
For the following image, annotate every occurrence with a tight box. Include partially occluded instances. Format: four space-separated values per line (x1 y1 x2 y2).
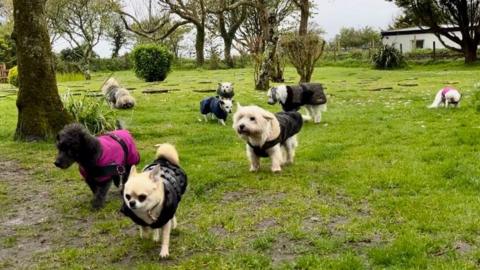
233 104 303 172
428 86 462 108
54 123 140 209
217 82 235 99
268 83 327 123
200 96 233 125
121 144 187 258
102 77 136 109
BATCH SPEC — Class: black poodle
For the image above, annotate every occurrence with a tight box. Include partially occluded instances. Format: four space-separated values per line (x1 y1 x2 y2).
54 123 140 209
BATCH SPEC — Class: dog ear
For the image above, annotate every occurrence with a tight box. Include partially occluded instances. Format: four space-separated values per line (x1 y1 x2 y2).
149 165 162 182
218 82 221 87
129 165 137 176
219 99 225 105
262 111 275 121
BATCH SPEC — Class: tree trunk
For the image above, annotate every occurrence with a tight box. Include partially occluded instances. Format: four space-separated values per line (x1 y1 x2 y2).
270 54 284 82
464 43 477 64
298 0 309 36
195 25 205 67
81 48 92 80
13 0 72 141
255 11 278 90
224 36 234 68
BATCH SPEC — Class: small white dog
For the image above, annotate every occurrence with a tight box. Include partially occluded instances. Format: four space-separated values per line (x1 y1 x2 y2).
232 104 303 172
121 144 187 258
101 77 136 109
217 82 234 99
267 83 327 123
428 87 461 108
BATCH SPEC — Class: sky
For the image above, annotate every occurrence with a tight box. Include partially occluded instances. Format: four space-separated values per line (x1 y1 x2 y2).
53 0 402 58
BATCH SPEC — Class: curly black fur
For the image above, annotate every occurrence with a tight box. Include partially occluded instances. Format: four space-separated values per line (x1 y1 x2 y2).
54 123 110 209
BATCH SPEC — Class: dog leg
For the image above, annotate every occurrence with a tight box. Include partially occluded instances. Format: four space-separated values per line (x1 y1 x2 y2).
139 226 147 239
268 145 283 172
160 220 172 258
203 114 208 122
85 178 98 194
152 228 160 242
92 180 111 209
246 145 260 172
172 216 177 229
218 119 226 126
285 136 298 164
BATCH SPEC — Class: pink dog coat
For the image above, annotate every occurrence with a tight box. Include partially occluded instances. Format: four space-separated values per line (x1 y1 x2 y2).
79 130 140 182
441 87 455 96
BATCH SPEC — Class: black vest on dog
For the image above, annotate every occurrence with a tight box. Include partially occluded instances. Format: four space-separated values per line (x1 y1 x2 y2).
281 83 327 112
248 111 303 157
120 158 187 229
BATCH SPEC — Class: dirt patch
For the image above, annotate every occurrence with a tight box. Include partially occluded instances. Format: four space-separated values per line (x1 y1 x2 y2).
270 235 307 266
209 226 229 237
0 160 59 268
256 218 277 231
454 240 472 255
222 189 257 203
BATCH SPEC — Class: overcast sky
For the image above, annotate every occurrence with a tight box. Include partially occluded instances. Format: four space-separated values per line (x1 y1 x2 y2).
54 0 402 58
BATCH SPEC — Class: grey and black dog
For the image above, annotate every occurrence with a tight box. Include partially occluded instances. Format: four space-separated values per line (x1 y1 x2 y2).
267 83 327 123
216 82 235 99
102 77 136 109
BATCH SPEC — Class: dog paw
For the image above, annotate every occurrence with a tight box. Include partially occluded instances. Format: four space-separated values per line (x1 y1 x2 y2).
271 167 282 173
159 248 169 258
249 166 259 172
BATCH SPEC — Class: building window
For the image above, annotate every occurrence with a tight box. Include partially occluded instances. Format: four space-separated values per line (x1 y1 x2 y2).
412 39 424 49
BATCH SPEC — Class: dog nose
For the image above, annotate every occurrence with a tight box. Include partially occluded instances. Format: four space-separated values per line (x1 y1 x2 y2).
54 160 60 167
129 201 136 208
239 124 245 130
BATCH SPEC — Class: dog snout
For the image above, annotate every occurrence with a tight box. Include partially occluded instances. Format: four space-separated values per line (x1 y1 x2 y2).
129 200 136 208
54 160 61 168
239 124 245 131
267 99 275 105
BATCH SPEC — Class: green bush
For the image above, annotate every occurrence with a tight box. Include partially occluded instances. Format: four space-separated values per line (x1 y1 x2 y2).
372 45 406 69
8 66 18 87
132 44 173 82
62 91 118 135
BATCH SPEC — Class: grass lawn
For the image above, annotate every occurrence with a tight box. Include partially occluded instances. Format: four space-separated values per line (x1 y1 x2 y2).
1 64 480 269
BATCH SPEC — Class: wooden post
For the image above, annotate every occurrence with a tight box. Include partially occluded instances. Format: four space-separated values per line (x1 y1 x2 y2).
400 43 403 54
433 41 436 61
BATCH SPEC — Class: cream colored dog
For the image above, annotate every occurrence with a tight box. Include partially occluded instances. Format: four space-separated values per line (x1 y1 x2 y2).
121 144 187 258
101 77 136 109
232 104 303 172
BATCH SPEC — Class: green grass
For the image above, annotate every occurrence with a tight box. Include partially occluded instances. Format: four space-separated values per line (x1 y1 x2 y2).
56 72 85 83
1 65 480 269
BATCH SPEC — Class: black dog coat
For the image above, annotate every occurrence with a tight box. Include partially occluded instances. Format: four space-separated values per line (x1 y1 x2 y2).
281 83 327 112
200 96 228 121
248 111 303 157
120 158 188 228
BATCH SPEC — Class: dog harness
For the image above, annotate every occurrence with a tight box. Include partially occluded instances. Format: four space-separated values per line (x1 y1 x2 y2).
441 87 460 104
120 158 188 228
247 111 303 157
281 83 327 112
200 96 228 120
79 130 140 184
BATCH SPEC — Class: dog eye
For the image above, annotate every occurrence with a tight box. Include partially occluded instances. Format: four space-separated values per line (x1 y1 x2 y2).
138 194 147 202
250 117 255 121
125 194 131 200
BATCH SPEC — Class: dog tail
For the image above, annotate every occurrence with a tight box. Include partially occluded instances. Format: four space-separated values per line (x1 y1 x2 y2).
428 90 443 108
155 143 180 166
101 77 120 94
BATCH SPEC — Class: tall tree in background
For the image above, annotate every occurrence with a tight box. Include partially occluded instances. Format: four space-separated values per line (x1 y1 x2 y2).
160 0 209 66
293 0 309 35
107 16 129 58
12 0 71 141
388 0 480 63
47 0 116 79
210 0 247 68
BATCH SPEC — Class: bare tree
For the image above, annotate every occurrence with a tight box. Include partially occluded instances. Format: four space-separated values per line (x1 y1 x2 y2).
47 0 116 79
159 0 209 66
209 0 247 68
12 0 72 141
292 0 309 35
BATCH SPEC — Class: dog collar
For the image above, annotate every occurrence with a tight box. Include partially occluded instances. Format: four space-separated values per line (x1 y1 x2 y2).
147 202 162 222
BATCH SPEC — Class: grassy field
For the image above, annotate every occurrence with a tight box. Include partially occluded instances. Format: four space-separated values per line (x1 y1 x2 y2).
1 64 480 269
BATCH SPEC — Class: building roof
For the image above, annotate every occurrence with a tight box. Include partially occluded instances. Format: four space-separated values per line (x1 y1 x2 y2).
381 25 460 37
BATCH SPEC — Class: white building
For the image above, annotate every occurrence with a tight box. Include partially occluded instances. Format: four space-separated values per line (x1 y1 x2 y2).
381 26 462 53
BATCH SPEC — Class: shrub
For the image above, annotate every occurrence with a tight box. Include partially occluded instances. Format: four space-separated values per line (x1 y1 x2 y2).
62 91 118 135
473 83 480 112
8 66 18 87
132 44 173 82
371 45 406 69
